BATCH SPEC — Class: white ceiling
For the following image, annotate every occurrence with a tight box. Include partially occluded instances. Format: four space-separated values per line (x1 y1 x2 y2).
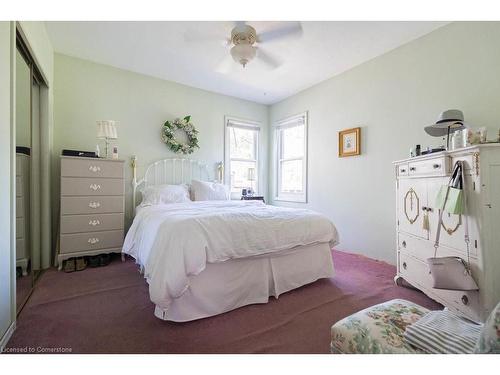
45 21 447 105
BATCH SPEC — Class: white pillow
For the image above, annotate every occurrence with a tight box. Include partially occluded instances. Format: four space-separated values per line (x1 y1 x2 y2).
191 180 230 201
140 184 191 205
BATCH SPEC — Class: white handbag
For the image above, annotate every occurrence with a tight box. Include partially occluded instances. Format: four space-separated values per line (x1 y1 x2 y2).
427 256 479 290
427 161 479 291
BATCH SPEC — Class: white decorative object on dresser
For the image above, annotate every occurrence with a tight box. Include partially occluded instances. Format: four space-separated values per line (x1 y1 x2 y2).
394 144 500 322
58 156 125 269
16 152 30 276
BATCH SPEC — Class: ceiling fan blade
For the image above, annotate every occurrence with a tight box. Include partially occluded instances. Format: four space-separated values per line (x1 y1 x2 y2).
183 29 229 45
257 22 303 43
215 54 236 74
256 47 283 70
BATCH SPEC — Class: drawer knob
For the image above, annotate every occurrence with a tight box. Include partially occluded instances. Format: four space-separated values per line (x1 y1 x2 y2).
88 237 99 244
402 262 407 270
410 167 416 172
89 165 101 172
89 219 101 226
402 240 407 248
89 184 101 191
89 201 101 209
461 295 469 306
433 164 441 169
400 168 406 173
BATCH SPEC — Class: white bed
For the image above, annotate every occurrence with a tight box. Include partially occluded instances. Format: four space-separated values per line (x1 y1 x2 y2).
123 158 339 322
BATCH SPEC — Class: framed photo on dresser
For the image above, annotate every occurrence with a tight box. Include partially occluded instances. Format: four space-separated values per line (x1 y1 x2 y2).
338 127 361 157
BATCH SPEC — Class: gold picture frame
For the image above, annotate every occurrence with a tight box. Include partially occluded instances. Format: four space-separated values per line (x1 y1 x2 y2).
339 127 361 157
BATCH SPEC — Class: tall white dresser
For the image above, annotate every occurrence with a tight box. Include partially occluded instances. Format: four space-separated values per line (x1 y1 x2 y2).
58 156 125 268
16 152 30 276
394 144 500 322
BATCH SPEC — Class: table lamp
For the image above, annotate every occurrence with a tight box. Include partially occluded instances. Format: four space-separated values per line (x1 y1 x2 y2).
97 120 118 158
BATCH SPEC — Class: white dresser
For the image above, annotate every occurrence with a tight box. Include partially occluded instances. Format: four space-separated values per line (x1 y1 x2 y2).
394 144 500 322
58 156 125 268
16 152 30 276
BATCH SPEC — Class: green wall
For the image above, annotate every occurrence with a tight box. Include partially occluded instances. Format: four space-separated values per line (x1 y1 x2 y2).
269 22 500 263
53 54 269 229
54 22 500 265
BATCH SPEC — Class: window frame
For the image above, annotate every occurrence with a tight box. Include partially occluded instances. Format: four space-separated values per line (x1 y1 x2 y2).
274 112 308 203
224 116 261 199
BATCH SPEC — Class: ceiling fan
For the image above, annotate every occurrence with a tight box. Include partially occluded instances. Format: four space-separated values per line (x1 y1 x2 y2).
185 21 303 72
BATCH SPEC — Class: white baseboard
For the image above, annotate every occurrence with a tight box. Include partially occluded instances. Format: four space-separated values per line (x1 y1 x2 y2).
0 321 16 352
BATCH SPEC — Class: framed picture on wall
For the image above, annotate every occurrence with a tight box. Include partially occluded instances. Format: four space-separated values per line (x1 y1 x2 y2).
338 127 361 157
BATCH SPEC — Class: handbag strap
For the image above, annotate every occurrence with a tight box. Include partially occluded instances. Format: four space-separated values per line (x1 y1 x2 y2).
434 162 461 255
460 161 472 275
433 161 472 275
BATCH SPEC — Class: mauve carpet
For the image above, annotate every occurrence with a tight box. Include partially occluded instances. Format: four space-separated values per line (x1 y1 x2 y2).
7 250 442 354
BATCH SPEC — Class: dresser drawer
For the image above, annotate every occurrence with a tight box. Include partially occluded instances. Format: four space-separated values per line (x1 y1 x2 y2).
399 252 481 321
398 232 476 261
16 197 24 218
61 213 124 234
451 154 474 172
397 163 409 176
61 157 124 178
16 176 23 197
61 196 124 215
16 238 27 260
61 177 124 196
16 217 25 239
16 156 21 176
408 156 451 177
60 230 124 254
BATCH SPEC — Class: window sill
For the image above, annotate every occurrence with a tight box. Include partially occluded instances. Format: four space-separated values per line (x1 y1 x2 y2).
274 197 307 204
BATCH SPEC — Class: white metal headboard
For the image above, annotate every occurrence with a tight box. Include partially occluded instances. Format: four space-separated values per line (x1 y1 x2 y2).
131 156 211 211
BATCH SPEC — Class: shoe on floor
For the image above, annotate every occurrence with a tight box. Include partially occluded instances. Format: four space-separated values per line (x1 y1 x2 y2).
75 257 87 271
99 254 111 267
88 255 100 268
63 259 76 273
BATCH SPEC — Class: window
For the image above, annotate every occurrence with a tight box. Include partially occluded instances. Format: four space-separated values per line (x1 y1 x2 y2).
224 117 260 198
275 113 308 202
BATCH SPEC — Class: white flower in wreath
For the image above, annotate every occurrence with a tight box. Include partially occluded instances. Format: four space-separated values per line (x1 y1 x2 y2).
161 115 200 155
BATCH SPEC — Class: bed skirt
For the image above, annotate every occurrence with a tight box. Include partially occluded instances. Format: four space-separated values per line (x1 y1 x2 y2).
154 242 335 322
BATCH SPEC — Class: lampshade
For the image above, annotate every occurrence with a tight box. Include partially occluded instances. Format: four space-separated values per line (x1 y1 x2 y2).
97 120 118 140
247 167 255 181
230 44 257 67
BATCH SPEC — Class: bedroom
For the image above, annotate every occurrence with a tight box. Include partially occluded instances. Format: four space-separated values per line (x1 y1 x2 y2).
1 0 500 371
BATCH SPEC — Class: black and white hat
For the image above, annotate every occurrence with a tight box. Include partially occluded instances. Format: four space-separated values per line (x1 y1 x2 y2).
424 109 466 137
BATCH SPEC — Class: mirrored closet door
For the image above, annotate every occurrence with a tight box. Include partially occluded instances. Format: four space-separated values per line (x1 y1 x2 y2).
15 30 44 313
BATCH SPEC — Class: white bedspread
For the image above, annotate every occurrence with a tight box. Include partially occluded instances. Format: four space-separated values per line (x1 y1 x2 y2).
123 200 339 311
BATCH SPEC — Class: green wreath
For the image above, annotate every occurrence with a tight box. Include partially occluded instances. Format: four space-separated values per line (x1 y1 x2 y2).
161 115 200 155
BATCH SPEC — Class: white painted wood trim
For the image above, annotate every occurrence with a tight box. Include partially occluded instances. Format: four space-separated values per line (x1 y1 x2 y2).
223 115 262 198
8 21 17 339
0 321 15 352
273 111 308 203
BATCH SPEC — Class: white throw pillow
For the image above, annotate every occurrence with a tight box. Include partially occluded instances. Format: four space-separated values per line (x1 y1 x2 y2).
140 184 191 205
191 180 230 201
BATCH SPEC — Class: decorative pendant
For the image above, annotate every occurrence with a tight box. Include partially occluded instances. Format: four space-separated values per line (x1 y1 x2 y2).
422 212 430 231
404 188 420 224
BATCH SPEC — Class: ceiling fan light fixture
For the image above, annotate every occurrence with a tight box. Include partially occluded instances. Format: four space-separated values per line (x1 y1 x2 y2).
230 44 256 67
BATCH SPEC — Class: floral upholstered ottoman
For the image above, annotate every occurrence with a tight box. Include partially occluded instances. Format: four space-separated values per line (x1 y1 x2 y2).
330 299 429 354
